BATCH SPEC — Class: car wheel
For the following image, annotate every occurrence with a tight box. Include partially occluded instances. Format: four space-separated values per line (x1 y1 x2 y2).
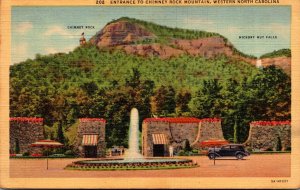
236 154 244 160
208 154 215 160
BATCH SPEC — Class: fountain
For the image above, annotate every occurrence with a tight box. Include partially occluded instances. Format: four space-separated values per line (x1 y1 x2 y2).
65 108 197 170
125 108 142 159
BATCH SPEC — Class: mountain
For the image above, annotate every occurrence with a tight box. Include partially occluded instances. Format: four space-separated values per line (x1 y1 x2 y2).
10 17 291 146
89 17 290 74
259 49 291 75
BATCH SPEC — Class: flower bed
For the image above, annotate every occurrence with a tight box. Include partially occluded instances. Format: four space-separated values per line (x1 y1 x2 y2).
65 158 198 171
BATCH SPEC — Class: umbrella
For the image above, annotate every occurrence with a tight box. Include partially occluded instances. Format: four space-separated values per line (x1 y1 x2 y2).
30 140 63 170
199 139 229 166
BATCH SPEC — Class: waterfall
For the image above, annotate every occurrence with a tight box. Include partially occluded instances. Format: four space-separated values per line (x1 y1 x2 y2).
256 59 262 68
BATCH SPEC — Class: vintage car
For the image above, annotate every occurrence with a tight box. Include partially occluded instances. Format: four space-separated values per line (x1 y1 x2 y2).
207 144 250 160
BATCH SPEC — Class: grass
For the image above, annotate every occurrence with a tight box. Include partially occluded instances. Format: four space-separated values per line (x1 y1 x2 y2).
65 164 198 171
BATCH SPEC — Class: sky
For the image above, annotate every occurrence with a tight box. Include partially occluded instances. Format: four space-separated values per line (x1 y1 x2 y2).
11 6 290 64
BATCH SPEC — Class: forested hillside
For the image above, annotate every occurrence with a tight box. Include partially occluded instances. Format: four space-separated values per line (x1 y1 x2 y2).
10 18 291 149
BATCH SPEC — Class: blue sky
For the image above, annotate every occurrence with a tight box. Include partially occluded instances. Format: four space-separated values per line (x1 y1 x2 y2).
11 6 290 64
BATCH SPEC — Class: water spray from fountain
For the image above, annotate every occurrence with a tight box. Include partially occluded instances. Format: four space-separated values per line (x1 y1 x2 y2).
125 108 143 159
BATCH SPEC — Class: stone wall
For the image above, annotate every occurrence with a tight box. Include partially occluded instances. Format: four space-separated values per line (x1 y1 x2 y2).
196 118 224 144
75 118 106 157
142 117 224 157
9 117 44 154
244 121 291 151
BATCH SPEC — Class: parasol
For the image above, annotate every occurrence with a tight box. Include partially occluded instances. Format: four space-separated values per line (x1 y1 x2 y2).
199 139 229 147
30 140 63 170
199 139 229 166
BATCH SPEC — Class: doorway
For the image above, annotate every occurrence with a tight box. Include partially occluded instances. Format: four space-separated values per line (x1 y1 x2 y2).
153 144 165 157
84 146 97 158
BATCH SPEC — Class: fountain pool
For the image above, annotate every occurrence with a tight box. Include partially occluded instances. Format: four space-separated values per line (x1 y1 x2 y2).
65 108 197 170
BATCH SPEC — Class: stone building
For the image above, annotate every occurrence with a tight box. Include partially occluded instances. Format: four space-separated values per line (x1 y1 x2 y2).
142 117 224 157
244 121 291 151
9 117 44 154
75 118 106 158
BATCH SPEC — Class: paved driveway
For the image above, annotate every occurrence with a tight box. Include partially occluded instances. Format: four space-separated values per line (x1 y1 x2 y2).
10 154 290 178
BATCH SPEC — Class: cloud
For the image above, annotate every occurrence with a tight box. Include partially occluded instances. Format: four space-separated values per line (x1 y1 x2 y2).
265 23 289 38
43 25 78 39
45 45 76 54
226 26 241 34
11 42 29 64
183 17 215 25
45 47 58 54
16 22 33 35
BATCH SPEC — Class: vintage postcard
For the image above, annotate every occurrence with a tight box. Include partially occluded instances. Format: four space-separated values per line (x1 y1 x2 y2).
0 0 299 189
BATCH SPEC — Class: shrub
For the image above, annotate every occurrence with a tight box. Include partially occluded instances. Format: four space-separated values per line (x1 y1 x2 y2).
191 149 198 154
276 137 282 151
246 147 252 152
177 150 186 156
49 154 65 158
23 152 30 156
183 139 192 152
64 150 74 156
15 139 20 154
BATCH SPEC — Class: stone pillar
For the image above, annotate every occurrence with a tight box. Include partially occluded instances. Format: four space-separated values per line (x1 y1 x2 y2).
10 117 44 154
197 118 224 143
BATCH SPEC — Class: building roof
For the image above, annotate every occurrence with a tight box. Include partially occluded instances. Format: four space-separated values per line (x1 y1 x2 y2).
143 117 221 123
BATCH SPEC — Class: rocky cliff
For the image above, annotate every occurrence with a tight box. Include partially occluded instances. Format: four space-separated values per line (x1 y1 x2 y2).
261 57 291 75
90 17 290 74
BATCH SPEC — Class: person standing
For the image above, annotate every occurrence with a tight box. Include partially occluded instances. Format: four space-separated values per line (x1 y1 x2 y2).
169 145 174 157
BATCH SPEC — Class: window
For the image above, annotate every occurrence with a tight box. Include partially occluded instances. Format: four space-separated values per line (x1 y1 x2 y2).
221 145 230 150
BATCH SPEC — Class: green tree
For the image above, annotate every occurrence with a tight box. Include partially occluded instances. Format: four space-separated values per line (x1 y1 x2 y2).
15 139 20 154
183 139 192 152
190 79 222 118
176 90 192 115
154 85 176 116
233 118 238 143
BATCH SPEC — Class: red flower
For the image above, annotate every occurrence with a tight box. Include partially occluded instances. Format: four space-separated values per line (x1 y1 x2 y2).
79 118 106 123
10 117 43 123
201 118 221 123
31 153 43 157
143 117 221 123
250 120 291 126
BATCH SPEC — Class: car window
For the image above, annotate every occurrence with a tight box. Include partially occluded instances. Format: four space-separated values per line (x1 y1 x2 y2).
221 145 230 150
230 145 238 150
231 145 244 150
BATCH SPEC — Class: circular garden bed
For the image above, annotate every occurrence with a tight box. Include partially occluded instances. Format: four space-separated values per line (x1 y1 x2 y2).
65 158 198 170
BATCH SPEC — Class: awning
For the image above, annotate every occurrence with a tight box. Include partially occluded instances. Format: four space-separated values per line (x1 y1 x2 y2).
152 134 168 144
82 135 98 146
